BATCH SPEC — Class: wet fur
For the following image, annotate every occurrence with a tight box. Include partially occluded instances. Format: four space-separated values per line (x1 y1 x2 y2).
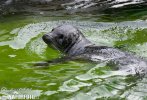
41 24 147 76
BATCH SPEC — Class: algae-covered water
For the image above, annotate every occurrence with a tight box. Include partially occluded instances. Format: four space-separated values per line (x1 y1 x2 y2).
0 4 147 100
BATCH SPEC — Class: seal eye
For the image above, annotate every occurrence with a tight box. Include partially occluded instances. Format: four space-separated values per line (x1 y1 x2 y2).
51 28 54 31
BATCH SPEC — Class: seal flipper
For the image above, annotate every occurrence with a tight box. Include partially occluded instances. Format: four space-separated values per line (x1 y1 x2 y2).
33 56 74 68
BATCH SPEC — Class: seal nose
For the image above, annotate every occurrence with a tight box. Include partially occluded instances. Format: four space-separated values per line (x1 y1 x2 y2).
42 34 48 41
42 34 50 42
42 33 52 44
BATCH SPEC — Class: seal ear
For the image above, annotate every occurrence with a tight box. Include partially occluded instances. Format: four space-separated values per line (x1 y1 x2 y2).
62 35 72 47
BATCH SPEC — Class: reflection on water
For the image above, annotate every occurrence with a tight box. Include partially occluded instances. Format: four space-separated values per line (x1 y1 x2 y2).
1 0 146 11
0 19 147 99
0 1 147 99
0 0 147 21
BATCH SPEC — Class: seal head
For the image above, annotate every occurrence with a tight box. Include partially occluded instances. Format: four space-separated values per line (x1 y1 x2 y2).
42 24 92 55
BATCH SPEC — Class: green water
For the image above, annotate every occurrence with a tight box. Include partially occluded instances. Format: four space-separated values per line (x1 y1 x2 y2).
0 8 147 100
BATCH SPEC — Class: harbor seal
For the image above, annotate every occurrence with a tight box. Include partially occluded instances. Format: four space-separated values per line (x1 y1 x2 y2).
42 24 147 75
